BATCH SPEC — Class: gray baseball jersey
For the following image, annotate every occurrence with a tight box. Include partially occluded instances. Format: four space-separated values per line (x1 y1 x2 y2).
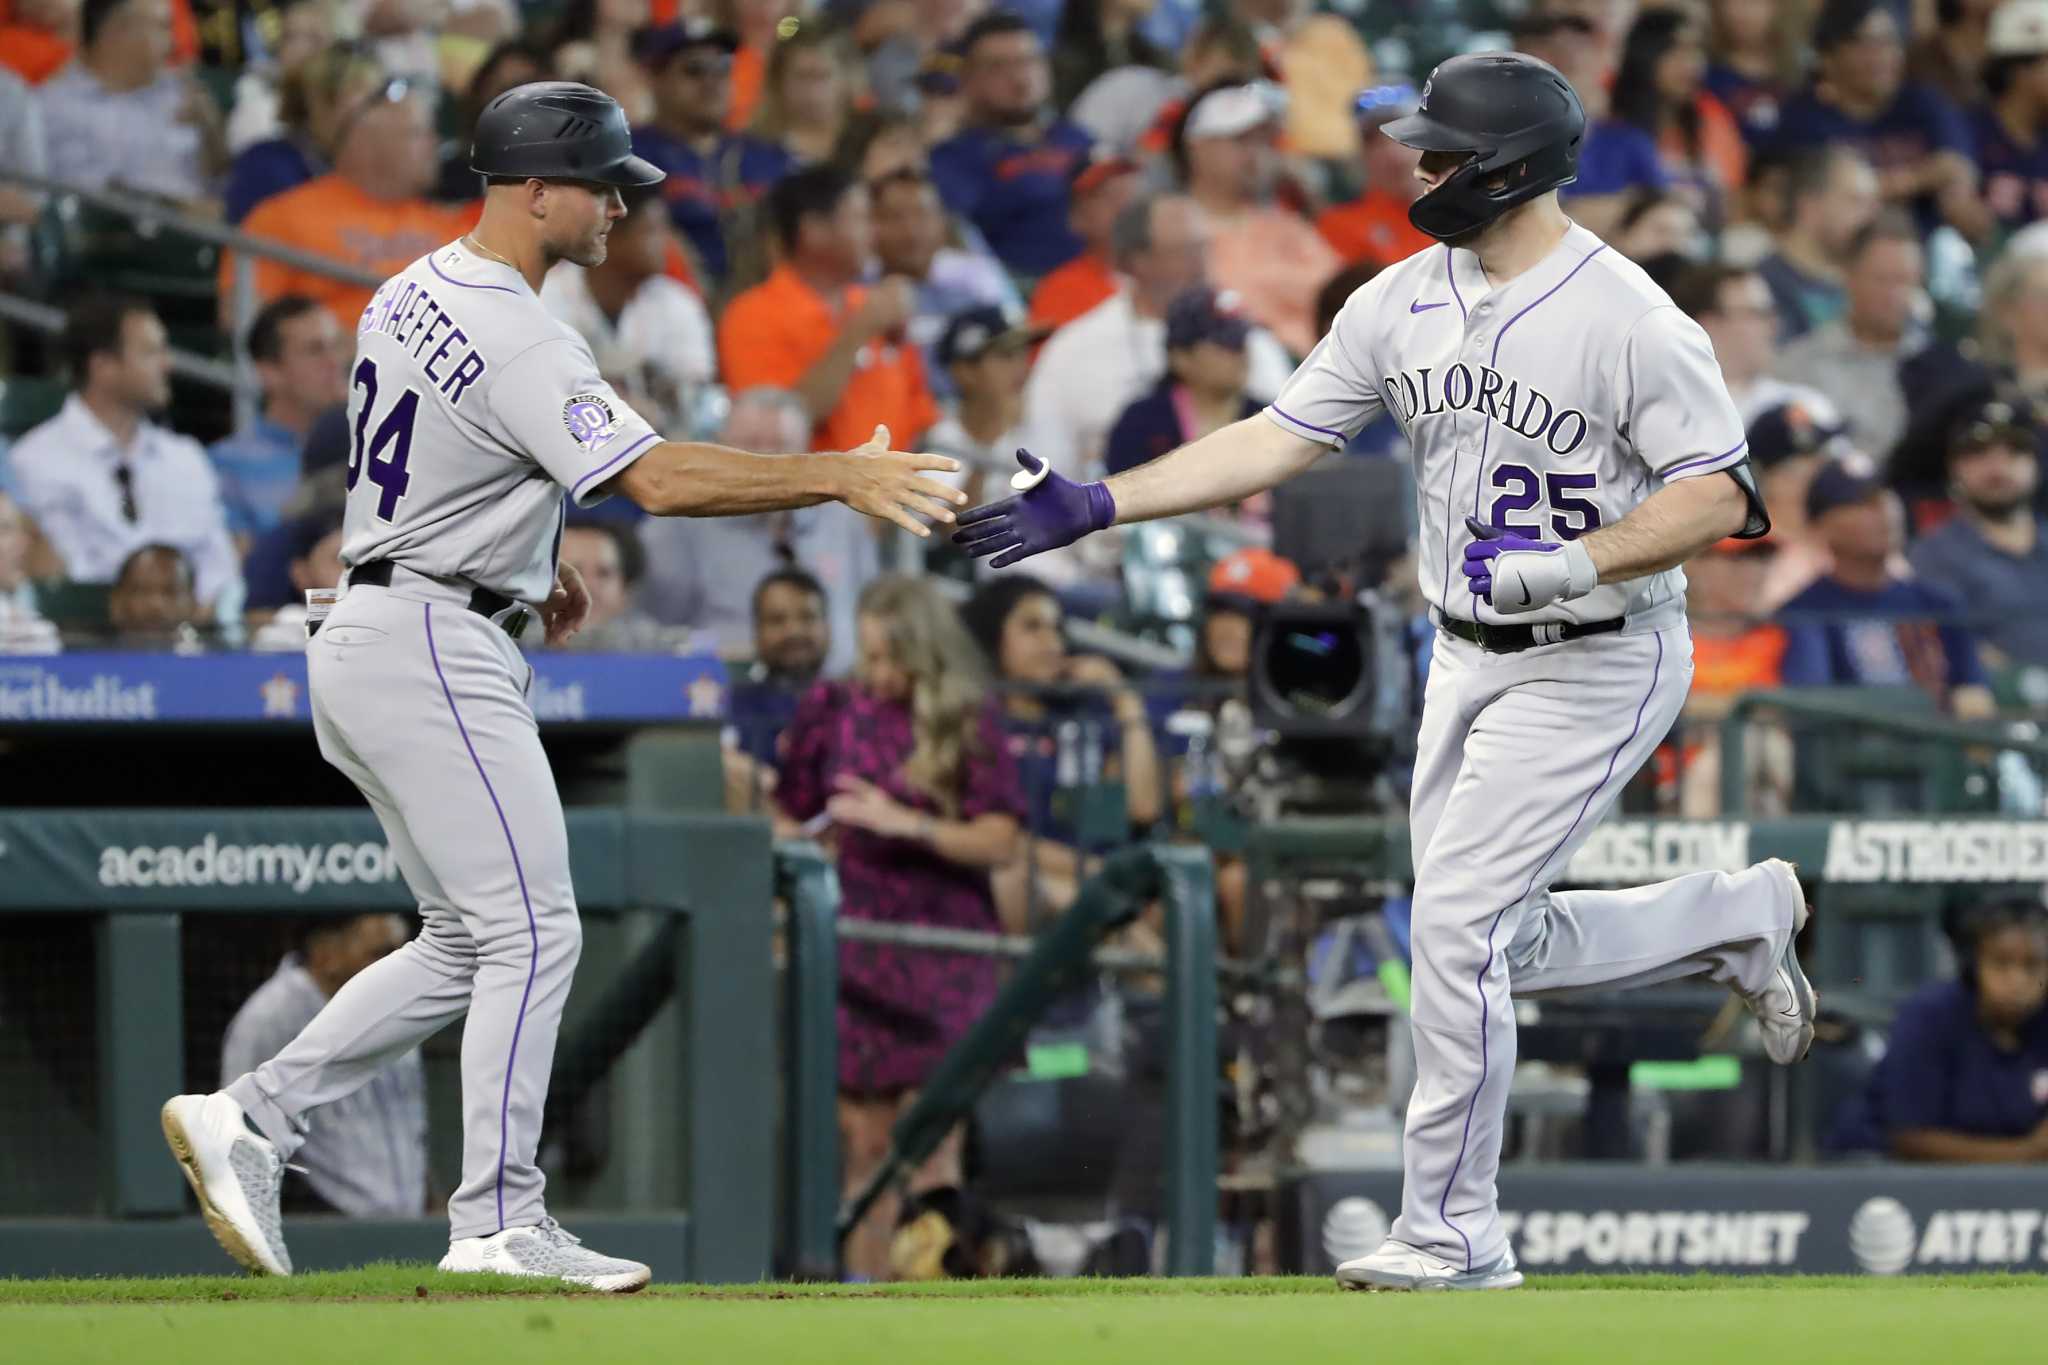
1263 225 1797 1280
1265 223 1746 627
341 240 662 603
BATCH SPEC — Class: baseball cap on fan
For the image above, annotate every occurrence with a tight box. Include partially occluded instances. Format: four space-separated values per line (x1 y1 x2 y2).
1989 0 2048 57
1746 400 1851 470
1165 286 1252 351
936 306 1049 367
1804 452 1887 521
633 17 739 69
1184 81 1288 141
1207 547 1301 612
1353 82 1420 128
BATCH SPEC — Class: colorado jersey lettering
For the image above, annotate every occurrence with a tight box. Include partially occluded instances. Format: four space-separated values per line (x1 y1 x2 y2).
339 239 660 603
1265 222 1746 628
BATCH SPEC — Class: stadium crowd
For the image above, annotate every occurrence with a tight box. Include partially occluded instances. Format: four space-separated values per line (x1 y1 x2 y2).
5 0 2048 1276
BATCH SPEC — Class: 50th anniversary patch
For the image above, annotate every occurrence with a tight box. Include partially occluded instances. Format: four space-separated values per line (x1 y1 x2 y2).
562 393 619 451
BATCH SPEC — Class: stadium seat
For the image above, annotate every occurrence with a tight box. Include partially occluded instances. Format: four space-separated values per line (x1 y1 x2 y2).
0 377 66 439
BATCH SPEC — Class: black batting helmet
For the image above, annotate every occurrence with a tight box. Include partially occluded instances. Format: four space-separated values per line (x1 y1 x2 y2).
1381 53 1585 242
469 81 664 188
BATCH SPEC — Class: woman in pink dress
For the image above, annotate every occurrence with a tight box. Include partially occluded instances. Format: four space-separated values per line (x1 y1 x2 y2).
776 574 1024 1278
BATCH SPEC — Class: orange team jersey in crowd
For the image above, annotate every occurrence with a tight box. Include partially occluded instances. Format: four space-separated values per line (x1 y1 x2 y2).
726 44 766 132
1207 209 1340 356
1664 93 1749 203
1316 192 1434 268
0 0 190 72
226 176 481 330
0 21 70 83
718 264 939 453
1691 626 1787 697
1029 254 1119 330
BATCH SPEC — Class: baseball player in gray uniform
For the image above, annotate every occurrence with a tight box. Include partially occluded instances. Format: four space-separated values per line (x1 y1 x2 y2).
161 83 964 1290
954 52 1816 1291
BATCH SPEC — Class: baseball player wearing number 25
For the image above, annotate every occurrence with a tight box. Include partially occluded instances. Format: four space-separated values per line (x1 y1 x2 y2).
956 53 1817 1292
159 83 965 1291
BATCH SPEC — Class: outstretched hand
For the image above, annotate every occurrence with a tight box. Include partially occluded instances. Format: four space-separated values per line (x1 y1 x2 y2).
952 450 1116 568
542 559 592 646
834 425 969 537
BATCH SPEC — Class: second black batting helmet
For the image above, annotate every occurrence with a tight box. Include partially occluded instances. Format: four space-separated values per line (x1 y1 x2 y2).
1381 53 1585 242
469 81 665 188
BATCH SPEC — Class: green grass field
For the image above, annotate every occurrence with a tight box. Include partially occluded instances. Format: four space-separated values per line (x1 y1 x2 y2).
6 1269 2045 1365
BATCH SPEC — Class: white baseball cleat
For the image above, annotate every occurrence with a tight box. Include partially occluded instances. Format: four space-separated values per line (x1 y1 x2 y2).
160 1092 292 1276
439 1217 652 1293
1336 1239 1524 1291
1739 859 1817 1065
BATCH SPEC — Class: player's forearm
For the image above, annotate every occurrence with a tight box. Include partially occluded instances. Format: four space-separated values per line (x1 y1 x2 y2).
613 441 840 516
1579 474 1747 583
1101 416 1328 524
1889 1127 2045 1163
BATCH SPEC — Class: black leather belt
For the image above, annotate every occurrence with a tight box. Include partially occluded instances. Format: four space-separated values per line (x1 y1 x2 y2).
1438 613 1625 654
345 560 528 640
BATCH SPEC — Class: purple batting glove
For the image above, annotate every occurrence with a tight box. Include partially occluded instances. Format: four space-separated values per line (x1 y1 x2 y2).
1460 515 1559 605
953 450 1116 568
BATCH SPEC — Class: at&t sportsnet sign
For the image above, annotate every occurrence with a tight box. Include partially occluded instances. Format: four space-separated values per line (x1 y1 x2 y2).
1287 1168 2048 1275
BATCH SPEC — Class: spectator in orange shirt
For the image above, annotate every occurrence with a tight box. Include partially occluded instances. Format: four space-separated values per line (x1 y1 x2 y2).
1028 150 1140 330
715 0 798 131
718 164 938 453
1316 82 1434 269
1611 5 1749 233
1176 79 1337 356
226 80 476 331
0 0 78 85
1678 535 1792 816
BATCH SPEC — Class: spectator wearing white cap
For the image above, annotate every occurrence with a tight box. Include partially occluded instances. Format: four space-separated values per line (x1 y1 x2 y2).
1175 80 1337 356
1976 0 2048 236
924 306 1048 506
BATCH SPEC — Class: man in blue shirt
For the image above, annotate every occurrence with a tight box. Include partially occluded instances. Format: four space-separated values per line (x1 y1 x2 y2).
1767 0 1990 242
929 12 1093 279
628 19 793 289
1909 397 2048 664
1512 10 1670 239
1778 455 1996 718
1976 0 2048 237
208 295 346 546
1830 899 2048 1161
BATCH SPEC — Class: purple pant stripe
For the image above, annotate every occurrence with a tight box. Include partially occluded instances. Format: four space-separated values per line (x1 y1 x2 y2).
424 601 541 1234
1434 628 1665 1270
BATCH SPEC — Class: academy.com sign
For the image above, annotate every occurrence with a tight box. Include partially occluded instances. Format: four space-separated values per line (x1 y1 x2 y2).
97 834 401 894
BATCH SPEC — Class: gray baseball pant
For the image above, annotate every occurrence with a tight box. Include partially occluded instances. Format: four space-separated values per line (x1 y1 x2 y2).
1388 622 1801 1271
226 576 578 1240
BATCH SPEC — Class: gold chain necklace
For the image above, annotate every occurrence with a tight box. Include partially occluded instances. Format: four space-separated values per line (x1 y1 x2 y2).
463 235 519 270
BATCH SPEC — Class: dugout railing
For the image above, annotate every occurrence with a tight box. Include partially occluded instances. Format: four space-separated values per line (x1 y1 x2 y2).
0 806 774 1282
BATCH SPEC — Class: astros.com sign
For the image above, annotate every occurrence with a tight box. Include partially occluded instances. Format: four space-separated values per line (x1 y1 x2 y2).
1562 821 2048 886
1297 1173 2048 1275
